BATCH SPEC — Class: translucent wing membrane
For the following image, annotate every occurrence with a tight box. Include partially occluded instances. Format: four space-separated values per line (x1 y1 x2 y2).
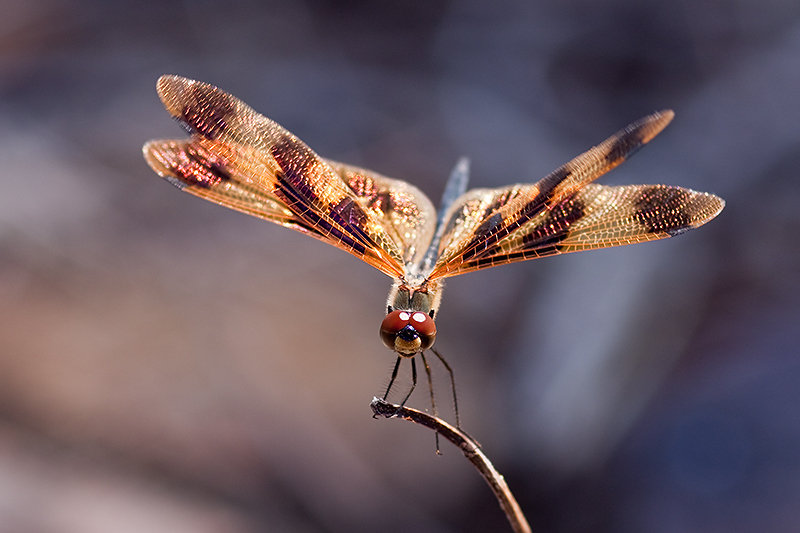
428 111 724 279
143 77 724 285
143 75 424 278
427 182 723 277
325 160 436 267
145 138 312 231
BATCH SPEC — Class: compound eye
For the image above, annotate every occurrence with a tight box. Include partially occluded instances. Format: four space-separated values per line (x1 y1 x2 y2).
380 310 410 349
409 311 437 350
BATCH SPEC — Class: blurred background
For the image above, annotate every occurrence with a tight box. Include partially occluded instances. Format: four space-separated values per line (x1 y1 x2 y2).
0 0 798 531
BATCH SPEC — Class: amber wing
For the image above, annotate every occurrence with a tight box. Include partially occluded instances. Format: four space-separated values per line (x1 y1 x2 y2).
143 75 438 279
428 111 725 279
324 160 437 266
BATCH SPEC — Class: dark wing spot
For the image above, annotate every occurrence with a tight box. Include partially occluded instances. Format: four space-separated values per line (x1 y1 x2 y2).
273 173 366 254
550 166 572 181
347 172 378 200
515 167 570 222
465 174 570 259
271 135 318 200
633 185 694 234
271 136 369 255
165 147 232 189
330 197 375 248
374 191 392 213
605 125 646 164
462 212 504 260
461 173 571 262
522 195 586 250
180 84 236 140
331 196 368 229
541 166 572 192
207 161 232 183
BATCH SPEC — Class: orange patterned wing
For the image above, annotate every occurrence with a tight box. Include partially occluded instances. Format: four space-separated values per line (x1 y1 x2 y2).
143 75 437 279
324 160 436 266
428 111 725 279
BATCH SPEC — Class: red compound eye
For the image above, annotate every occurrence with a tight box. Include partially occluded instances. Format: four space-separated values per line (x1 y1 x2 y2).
380 310 409 349
409 312 436 350
379 310 437 352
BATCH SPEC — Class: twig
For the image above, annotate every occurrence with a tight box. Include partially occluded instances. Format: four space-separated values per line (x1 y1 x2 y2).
370 397 532 533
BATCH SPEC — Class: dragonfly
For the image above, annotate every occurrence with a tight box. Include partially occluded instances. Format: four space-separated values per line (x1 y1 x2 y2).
143 75 725 425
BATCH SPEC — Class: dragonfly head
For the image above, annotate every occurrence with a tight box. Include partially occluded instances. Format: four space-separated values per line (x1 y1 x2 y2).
382 276 442 356
380 310 436 356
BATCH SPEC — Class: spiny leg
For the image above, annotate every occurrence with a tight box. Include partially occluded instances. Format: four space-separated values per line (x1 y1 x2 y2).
383 355 403 401
432 348 460 429
419 351 437 419
420 350 442 454
398 356 417 408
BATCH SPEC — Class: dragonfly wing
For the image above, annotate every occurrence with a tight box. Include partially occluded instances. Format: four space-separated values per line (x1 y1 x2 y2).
429 111 724 278
324 160 437 266
143 75 424 278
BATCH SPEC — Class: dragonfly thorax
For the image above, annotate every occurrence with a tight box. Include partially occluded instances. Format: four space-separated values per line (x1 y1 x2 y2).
386 276 443 316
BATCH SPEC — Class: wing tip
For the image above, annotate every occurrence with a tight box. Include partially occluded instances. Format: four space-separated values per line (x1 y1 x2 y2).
695 191 725 225
637 109 675 144
142 140 168 176
156 74 190 94
155 74 189 115
668 189 725 236
155 75 219 120
142 140 188 190
656 109 675 122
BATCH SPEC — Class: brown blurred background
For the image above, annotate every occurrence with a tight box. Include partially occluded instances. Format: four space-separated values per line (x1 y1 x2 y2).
1 1 798 531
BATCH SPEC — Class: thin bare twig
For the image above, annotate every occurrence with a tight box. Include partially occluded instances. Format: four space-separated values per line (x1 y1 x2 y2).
370 397 532 533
